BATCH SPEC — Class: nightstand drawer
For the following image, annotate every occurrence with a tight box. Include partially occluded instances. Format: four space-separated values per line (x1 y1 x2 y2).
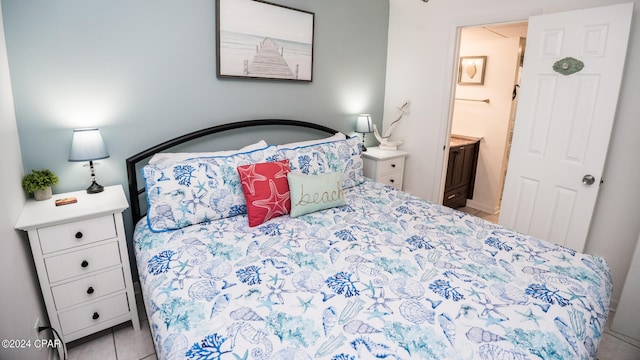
362 147 408 191
38 215 117 254
58 293 130 335
376 158 405 176
379 172 404 190
52 268 126 310
45 242 121 283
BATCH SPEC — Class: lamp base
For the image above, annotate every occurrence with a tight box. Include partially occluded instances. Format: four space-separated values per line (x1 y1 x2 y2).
86 181 104 194
379 144 399 151
361 133 368 152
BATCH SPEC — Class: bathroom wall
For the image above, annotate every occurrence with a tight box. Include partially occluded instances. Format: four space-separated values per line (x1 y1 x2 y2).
451 31 521 213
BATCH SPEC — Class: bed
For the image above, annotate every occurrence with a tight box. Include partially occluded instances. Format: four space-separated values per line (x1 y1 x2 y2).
126 119 612 360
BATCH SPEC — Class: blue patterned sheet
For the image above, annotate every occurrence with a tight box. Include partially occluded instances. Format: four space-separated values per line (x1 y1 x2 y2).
134 180 611 360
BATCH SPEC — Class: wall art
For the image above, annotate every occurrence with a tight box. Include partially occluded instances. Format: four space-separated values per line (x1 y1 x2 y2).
458 56 487 85
216 0 314 82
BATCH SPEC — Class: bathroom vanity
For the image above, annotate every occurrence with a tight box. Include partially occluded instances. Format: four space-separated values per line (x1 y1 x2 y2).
444 135 480 209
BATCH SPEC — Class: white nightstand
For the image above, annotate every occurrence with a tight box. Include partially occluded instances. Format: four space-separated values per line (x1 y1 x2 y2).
15 185 140 359
362 146 409 190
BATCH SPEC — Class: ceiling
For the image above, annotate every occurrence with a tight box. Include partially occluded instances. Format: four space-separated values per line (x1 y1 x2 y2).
462 22 528 41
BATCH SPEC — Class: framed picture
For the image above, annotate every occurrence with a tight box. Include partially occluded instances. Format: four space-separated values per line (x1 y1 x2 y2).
216 0 314 82
458 56 487 85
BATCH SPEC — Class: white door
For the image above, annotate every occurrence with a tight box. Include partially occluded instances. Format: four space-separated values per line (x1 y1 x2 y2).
499 3 633 252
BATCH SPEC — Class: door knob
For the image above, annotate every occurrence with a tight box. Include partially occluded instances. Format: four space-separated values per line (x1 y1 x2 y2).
582 174 595 185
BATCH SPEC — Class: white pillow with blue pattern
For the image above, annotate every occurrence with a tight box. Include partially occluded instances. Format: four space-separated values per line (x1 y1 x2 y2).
276 136 364 189
142 146 277 232
148 140 268 166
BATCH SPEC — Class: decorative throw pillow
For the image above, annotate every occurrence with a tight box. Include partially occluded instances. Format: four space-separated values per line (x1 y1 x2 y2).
277 137 364 189
237 160 291 227
288 172 347 218
143 146 277 232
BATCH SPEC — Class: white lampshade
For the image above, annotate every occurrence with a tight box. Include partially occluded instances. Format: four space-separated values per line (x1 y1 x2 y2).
69 128 110 162
355 114 373 133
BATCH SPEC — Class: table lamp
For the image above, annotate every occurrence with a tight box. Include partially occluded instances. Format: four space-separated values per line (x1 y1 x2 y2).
355 114 373 151
69 128 110 194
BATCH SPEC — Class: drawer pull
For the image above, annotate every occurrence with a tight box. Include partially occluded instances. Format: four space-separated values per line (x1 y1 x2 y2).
391 164 396 168
447 194 456 200
92 312 100 320
81 260 89 268
86 286 94 295
389 179 395 183
75 231 83 239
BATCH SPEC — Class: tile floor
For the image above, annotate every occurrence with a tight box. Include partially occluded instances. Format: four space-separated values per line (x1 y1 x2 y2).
458 205 500 223
598 326 640 360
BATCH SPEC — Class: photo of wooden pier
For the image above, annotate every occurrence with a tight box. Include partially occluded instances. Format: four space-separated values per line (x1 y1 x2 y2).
217 0 314 81
245 37 297 79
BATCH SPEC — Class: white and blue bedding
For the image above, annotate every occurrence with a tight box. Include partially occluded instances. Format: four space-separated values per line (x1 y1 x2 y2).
134 180 611 360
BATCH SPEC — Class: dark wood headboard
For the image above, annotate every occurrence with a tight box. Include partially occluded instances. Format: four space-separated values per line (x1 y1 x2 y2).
125 119 341 225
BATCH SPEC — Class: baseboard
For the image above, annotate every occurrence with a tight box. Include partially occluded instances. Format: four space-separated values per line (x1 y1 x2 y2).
466 199 500 215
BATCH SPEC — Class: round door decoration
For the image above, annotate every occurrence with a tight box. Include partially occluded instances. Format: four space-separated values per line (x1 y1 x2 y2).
553 57 584 75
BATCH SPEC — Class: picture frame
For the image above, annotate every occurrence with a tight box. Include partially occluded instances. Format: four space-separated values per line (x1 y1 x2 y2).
216 0 315 82
458 56 487 85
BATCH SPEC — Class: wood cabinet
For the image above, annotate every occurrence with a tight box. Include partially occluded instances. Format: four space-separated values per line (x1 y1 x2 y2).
444 137 480 208
15 185 140 358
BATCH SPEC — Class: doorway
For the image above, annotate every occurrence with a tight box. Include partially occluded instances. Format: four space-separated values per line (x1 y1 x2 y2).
445 22 528 223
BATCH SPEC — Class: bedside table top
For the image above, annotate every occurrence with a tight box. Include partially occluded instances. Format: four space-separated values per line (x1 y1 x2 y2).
362 146 409 160
15 185 129 231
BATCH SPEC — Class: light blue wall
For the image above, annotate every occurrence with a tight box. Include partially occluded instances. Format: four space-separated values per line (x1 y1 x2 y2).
3 0 389 193
3 0 389 278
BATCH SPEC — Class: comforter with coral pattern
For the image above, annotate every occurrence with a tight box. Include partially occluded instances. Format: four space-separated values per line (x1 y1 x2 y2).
134 180 611 360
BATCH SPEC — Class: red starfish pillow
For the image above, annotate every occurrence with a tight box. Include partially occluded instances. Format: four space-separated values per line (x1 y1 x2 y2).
237 160 291 227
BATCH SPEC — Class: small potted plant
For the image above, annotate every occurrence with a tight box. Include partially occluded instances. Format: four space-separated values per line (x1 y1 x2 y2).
22 169 59 201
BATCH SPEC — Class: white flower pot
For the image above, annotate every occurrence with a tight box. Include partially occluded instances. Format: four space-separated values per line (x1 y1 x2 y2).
33 186 52 201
